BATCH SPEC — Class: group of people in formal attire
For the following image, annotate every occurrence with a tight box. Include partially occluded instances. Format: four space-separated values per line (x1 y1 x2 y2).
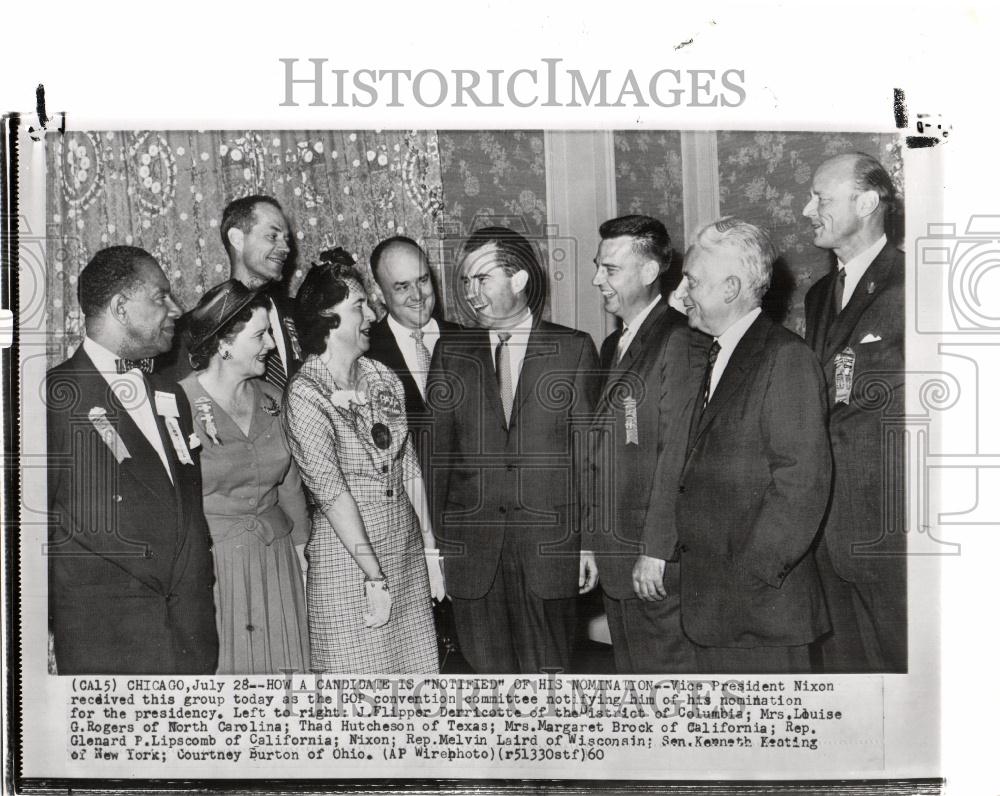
47 150 905 677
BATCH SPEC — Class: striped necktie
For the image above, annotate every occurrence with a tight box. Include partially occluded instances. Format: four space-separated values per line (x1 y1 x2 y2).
264 347 287 391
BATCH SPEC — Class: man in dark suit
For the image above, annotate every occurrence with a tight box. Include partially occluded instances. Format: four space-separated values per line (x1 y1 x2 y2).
47 246 218 674
656 218 832 673
803 152 906 672
158 195 301 387
428 227 600 673
367 236 461 464
586 214 700 673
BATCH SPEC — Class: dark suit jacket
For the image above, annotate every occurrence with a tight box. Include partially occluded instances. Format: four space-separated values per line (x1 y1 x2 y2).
47 347 218 674
804 242 906 584
427 321 600 601
587 303 694 599
367 315 462 466
651 313 832 648
156 286 302 384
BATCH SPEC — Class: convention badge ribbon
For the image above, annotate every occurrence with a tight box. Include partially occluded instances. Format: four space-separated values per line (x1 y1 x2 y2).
155 390 194 465
193 396 222 445
624 396 639 446
834 347 856 405
88 407 131 463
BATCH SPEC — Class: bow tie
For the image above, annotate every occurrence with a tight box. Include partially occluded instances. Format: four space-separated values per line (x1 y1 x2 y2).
115 357 154 374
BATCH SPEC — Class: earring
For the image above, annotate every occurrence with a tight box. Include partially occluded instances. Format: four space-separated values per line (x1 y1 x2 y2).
220 350 232 360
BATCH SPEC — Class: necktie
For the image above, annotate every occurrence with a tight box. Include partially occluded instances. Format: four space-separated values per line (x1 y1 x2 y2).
495 332 513 425
700 340 721 411
688 340 721 452
615 325 629 365
832 266 847 314
411 329 432 393
115 357 154 374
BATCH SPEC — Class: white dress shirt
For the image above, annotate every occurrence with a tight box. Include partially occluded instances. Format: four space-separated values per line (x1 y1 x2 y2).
616 294 662 362
489 310 533 397
386 314 441 400
709 307 762 401
82 337 173 482
838 234 887 309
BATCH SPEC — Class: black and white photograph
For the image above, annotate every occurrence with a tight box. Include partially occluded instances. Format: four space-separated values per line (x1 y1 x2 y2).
3 2 997 793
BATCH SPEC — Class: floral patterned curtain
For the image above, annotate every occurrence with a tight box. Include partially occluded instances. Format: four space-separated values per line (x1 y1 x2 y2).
45 130 443 365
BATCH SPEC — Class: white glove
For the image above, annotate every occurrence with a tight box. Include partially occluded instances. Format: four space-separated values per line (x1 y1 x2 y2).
362 579 393 628
424 548 446 602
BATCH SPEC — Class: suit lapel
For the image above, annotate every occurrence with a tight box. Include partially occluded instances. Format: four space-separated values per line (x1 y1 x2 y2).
806 269 835 354
821 243 898 363
476 332 508 429
510 326 547 429
72 350 178 508
689 314 770 453
596 303 671 414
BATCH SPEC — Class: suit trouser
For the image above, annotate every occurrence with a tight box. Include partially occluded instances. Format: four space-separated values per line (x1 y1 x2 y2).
450 533 576 674
693 643 811 674
815 541 907 673
602 567 699 674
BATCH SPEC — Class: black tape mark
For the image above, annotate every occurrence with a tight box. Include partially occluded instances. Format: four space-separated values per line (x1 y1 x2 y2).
35 84 47 128
893 88 907 129
674 37 694 50
906 136 938 149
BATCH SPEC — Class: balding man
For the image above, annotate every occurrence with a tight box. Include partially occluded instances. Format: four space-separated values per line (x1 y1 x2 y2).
368 236 462 462
803 152 906 673
654 219 832 673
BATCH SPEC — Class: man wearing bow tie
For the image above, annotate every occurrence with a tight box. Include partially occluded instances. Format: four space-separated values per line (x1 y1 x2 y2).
586 215 701 673
803 153 906 672
159 195 301 388
47 246 218 673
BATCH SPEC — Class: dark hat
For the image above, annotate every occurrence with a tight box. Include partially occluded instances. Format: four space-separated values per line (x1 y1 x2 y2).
185 279 266 353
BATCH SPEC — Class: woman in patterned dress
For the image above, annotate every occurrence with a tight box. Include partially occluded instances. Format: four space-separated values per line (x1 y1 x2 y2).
283 250 442 673
178 280 310 674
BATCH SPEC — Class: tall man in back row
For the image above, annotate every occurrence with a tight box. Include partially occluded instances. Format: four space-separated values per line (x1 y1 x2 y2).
803 152 906 672
159 194 302 387
428 227 600 673
586 214 701 673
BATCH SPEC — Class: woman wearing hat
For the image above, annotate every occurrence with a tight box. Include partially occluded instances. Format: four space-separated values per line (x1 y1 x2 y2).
283 250 441 673
179 280 310 674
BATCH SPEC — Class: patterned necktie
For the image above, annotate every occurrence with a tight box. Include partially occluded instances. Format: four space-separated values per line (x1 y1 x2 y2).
688 340 721 452
115 357 154 374
615 325 629 365
411 329 432 393
495 331 513 425
700 340 721 411
264 347 287 391
833 266 847 314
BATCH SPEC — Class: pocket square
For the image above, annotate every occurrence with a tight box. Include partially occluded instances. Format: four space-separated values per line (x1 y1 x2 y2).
859 333 882 344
